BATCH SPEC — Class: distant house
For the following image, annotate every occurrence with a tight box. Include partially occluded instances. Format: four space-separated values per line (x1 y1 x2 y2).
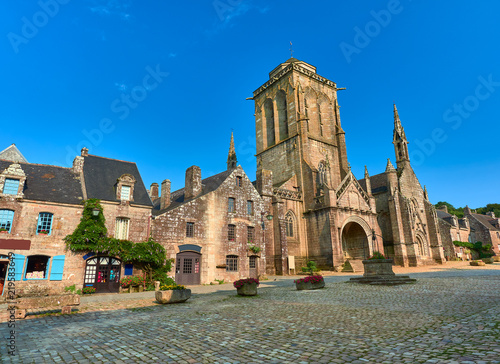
436 205 474 260
151 135 270 285
464 206 500 256
0 147 152 297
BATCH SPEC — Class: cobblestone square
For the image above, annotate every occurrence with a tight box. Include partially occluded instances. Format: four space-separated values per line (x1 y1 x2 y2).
1 266 500 363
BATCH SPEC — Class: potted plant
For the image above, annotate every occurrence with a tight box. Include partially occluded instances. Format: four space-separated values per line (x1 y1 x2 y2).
294 275 325 290
233 278 259 296
38 230 49 235
155 283 191 304
248 245 261 254
362 251 395 277
0 228 8 233
120 276 146 293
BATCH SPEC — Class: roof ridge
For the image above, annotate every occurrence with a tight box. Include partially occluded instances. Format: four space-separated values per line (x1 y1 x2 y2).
0 159 72 170
86 154 136 164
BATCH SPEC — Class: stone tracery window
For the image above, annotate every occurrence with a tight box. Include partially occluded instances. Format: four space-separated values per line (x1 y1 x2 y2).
318 162 328 187
285 211 295 238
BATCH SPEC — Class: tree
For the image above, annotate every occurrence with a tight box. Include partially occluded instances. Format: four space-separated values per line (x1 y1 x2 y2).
123 238 168 281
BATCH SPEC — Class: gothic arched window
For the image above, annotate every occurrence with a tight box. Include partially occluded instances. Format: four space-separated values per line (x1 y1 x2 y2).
264 98 275 147
285 211 295 238
277 90 288 140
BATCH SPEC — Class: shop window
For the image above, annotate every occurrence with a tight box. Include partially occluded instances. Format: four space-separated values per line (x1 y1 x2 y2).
115 217 130 239
228 197 235 213
0 210 14 233
37 212 53 235
24 255 49 280
226 255 238 272
3 179 19 195
228 224 236 241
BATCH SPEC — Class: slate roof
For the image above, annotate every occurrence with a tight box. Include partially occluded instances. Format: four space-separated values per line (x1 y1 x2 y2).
470 213 500 231
82 155 152 207
358 173 388 194
152 168 234 215
0 159 83 204
436 210 452 219
0 144 28 163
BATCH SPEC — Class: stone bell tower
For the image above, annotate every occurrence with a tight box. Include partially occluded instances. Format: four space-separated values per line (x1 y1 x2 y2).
251 58 382 272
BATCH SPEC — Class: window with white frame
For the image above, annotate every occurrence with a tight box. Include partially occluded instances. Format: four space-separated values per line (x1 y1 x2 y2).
115 217 130 239
2 178 19 195
37 212 53 235
0 210 14 233
121 185 131 201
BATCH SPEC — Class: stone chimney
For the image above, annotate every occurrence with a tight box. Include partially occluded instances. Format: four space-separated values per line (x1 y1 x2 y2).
185 166 202 200
486 211 496 218
150 183 159 200
81 147 89 156
72 156 84 175
437 205 448 213
160 179 171 210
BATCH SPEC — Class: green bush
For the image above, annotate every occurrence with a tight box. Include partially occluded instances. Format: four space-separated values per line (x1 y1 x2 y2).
301 261 320 275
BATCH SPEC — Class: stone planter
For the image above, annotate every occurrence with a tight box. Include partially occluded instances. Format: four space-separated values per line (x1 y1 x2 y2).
362 259 395 277
295 279 325 291
128 285 144 293
155 289 191 304
470 260 486 266
236 282 258 296
493 256 500 262
482 258 494 264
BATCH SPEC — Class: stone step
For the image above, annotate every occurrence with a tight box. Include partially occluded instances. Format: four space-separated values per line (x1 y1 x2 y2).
348 259 365 273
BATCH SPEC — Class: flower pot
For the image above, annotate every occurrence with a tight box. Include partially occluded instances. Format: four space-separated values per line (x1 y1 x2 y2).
236 282 258 296
128 285 141 293
155 289 191 304
362 259 395 277
295 279 325 290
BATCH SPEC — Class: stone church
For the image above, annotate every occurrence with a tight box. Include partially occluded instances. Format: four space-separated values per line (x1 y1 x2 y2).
252 58 444 273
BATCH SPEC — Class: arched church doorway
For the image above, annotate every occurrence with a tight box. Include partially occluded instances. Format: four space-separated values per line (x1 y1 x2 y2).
341 222 369 259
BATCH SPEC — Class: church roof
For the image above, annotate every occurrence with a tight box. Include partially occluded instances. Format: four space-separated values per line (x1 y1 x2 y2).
82 154 152 207
0 160 83 204
152 168 234 215
358 173 388 194
0 144 28 163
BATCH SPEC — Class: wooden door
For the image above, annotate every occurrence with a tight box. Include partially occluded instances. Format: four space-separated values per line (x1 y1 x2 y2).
85 257 121 293
175 252 201 285
249 256 258 279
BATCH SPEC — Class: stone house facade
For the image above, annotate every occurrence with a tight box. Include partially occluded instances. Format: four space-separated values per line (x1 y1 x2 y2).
436 205 473 260
0 147 152 297
463 207 500 256
151 135 269 285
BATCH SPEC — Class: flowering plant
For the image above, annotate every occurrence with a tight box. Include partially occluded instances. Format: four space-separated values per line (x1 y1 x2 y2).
0 228 8 232
82 287 96 294
294 275 324 284
39 230 49 235
367 251 386 260
120 276 146 288
159 283 186 290
233 278 259 289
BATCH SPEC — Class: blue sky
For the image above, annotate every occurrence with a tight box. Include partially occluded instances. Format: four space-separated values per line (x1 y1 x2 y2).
1 0 499 208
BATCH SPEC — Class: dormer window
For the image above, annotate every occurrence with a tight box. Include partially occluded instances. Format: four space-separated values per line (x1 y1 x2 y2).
116 174 136 202
3 179 20 195
121 186 131 201
0 163 26 198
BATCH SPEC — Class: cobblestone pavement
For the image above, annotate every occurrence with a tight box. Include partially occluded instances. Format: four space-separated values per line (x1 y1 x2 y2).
1 265 500 363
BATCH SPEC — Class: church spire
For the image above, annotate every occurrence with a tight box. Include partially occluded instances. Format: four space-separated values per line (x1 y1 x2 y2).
227 132 237 170
385 158 396 173
392 104 410 169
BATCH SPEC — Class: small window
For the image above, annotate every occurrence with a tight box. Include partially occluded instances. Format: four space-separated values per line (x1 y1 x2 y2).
226 255 238 272
0 209 14 233
247 226 254 243
121 186 131 201
115 218 130 240
2 178 20 195
249 255 257 269
285 212 294 238
228 197 235 213
25 255 49 280
236 176 242 187
247 201 254 215
228 224 236 241
186 222 194 237
37 212 53 235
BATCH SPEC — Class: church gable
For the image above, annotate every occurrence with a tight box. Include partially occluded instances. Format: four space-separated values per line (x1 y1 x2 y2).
336 172 371 211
